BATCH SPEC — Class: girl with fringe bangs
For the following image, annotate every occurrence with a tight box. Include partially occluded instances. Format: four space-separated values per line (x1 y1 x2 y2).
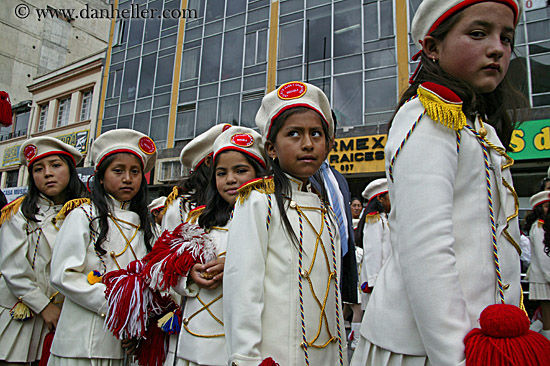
48 129 157 366
224 82 347 366
0 137 85 365
174 126 267 366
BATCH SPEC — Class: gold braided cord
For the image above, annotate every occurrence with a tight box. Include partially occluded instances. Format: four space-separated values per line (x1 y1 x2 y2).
520 287 528 317
183 293 224 338
0 196 24 226
294 203 336 348
108 215 139 269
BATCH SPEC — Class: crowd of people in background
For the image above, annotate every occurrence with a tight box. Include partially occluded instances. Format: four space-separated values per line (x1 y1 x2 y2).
1 0 550 365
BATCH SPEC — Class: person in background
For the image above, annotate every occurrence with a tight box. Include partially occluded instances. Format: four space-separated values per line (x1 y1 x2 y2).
350 197 363 230
148 196 166 240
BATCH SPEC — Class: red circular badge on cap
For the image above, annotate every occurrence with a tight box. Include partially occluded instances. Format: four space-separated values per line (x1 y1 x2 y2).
139 136 156 155
230 133 254 148
278 81 307 100
24 144 37 161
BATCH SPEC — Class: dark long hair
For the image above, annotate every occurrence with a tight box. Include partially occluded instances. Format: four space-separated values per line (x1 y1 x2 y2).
22 154 86 222
543 215 550 256
178 162 212 211
198 152 267 230
90 153 154 256
267 107 332 247
521 204 546 234
394 10 527 148
354 193 387 247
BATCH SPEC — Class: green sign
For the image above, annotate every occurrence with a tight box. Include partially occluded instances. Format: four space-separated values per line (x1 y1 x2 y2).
509 119 550 160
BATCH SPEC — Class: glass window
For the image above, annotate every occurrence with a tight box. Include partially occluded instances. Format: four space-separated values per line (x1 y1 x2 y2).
80 91 93 121
155 55 175 86
128 18 144 47
181 47 201 81
334 73 362 127
14 110 29 136
196 98 217 134
241 97 262 128
222 28 245 80
150 115 168 144
530 53 550 94
226 0 246 17
380 0 394 37
56 98 71 127
206 1 224 22
200 35 222 83
334 1 361 57
5 170 19 188
138 53 157 98
121 59 139 102
176 107 196 140
144 17 160 42
218 94 240 124
365 77 397 114
279 22 303 59
38 103 48 131
306 6 331 62
133 112 150 135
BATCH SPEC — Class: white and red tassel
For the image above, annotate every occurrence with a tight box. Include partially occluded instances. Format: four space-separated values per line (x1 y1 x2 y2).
102 260 152 339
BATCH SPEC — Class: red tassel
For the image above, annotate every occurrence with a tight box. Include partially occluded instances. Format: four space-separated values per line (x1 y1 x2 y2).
0 91 12 127
102 260 152 339
258 357 279 366
142 222 216 292
38 331 55 366
464 304 550 366
135 316 168 366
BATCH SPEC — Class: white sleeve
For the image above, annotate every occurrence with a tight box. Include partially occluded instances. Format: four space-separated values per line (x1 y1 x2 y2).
530 225 550 282
362 220 384 287
0 210 51 313
161 197 186 232
50 207 109 315
223 192 269 366
391 115 469 365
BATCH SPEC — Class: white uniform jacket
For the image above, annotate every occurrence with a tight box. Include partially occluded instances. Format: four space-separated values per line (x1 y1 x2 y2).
50 199 148 359
174 224 229 365
224 177 347 366
162 196 190 232
361 96 521 366
528 222 550 284
360 213 390 289
0 196 64 362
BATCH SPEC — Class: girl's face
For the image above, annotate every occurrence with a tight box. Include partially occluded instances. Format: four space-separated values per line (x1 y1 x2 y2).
351 199 362 219
378 194 391 213
428 2 515 93
543 202 549 216
31 155 71 204
266 109 329 185
215 150 256 205
100 153 143 202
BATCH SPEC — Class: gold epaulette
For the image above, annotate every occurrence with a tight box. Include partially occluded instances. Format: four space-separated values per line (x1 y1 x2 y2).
365 212 380 224
162 186 183 216
236 176 275 205
55 198 91 223
0 196 25 226
418 82 466 131
186 205 205 224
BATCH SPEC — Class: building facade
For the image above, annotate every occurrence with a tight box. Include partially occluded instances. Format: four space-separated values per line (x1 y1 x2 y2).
97 0 550 201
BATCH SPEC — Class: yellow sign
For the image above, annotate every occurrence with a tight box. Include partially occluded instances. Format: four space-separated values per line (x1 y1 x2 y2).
2 145 21 167
329 134 386 174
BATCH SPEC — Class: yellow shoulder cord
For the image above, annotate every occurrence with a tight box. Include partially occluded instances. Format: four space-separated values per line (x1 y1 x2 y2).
108 214 140 270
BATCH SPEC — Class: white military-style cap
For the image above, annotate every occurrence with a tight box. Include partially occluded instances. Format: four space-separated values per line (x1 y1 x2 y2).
20 136 82 167
180 124 232 170
255 81 334 140
362 178 388 203
213 126 267 168
148 196 167 212
91 129 157 173
411 0 522 51
530 191 550 209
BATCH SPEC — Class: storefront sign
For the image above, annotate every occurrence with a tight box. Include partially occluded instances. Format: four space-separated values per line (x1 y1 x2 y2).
509 119 550 160
2 145 21 167
57 130 90 154
1 186 28 203
329 134 386 174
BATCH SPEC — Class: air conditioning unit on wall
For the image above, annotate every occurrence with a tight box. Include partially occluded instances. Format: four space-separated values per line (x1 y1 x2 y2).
154 158 190 184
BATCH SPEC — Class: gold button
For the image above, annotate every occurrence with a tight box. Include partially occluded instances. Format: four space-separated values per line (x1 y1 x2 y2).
289 200 297 209
503 283 510 290
231 362 238 366
300 270 308 278
100 313 105 317
478 127 487 138
183 317 189 326
300 341 307 349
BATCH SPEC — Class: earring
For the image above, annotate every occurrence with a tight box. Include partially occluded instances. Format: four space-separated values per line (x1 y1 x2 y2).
432 56 437 63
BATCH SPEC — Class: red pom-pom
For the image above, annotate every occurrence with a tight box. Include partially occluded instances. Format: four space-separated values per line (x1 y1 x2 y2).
258 357 279 366
465 304 550 366
38 331 55 366
0 91 12 127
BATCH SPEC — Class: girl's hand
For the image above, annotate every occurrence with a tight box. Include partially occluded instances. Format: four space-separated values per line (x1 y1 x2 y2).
204 257 225 282
40 303 61 331
190 263 220 290
121 337 139 355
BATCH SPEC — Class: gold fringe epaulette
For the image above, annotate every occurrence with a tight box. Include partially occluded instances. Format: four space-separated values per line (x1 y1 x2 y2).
0 196 24 226
186 205 205 224
538 219 545 228
162 186 183 216
237 176 275 205
418 82 466 131
55 198 91 223
365 212 380 224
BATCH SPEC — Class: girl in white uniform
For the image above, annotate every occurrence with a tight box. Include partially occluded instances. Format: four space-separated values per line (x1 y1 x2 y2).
161 124 231 366
0 137 84 366
224 81 347 366
525 191 550 341
174 126 267 366
48 129 157 366
351 1 525 365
